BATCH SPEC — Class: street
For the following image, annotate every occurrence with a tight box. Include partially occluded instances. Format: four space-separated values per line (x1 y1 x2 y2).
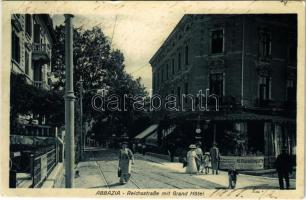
59 149 296 189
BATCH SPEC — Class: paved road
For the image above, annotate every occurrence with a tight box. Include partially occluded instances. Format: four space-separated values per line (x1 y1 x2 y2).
60 149 296 189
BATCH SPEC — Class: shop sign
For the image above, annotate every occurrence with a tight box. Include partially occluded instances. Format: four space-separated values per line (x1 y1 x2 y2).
219 156 264 170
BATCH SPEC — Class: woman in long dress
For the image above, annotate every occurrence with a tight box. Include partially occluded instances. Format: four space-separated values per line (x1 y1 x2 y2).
186 144 199 174
118 142 134 184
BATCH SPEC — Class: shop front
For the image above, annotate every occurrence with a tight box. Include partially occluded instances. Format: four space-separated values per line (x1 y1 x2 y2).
162 111 296 169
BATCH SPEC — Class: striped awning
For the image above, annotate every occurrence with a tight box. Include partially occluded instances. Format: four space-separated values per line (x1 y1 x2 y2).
134 124 159 139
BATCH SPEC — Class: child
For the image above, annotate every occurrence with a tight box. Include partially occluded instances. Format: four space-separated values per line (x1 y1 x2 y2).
228 163 239 189
202 152 210 174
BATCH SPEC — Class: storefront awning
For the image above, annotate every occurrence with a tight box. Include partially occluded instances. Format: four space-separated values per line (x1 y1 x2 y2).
145 131 158 147
134 124 159 139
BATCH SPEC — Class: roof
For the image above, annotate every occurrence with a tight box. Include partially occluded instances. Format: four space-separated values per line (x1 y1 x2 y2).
149 15 189 65
149 14 297 67
134 124 159 139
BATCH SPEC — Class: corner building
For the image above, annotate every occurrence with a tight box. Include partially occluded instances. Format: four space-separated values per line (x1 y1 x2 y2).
149 14 297 169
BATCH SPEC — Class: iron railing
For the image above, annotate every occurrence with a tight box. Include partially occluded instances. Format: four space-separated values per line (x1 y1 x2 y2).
31 148 56 188
32 43 51 57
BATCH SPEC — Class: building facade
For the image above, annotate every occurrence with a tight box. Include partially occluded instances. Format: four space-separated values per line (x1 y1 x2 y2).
11 14 55 90
10 15 61 188
149 14 297 168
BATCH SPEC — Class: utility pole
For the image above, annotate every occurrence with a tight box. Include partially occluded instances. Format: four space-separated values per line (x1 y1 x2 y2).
79 76 84 161
64 14 75 188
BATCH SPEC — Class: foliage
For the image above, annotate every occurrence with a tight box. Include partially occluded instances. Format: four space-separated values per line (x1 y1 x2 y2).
10 72 64 127
51 25 150 141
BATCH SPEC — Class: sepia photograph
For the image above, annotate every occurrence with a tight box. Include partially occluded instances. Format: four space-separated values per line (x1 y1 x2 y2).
1 1 305 199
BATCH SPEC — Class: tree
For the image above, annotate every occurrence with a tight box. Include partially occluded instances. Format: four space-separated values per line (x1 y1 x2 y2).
51 25 150 142
10 72 65 130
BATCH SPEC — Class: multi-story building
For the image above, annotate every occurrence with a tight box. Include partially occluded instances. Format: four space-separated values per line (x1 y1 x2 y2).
149 14 297 168
11 14 55 90
10 14 61 188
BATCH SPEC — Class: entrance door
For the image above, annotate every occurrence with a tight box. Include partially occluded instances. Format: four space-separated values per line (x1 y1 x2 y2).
33 62 42 81
247 121 264 155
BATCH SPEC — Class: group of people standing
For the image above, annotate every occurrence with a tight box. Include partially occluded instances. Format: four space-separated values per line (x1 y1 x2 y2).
117 140 294 189
185 142 220 175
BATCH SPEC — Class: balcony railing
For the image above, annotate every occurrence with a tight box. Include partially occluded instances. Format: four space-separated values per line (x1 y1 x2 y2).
34 81 50 90
32 43 51 62
11 123 56 138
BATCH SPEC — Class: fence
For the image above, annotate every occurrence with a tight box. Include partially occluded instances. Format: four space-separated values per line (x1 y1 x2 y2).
31 148 57 188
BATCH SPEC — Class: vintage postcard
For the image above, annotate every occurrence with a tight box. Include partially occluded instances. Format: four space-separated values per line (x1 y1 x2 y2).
0 1 305 199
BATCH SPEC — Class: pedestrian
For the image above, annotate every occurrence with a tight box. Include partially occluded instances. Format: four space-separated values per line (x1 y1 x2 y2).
186 144 200 174
168 143 176 162
195 142 204 173
228 163 239 189
118 142 135 184
132 143 137 154
275 148 293 189
141 143 146 156
210 142 220 175
202 152 210 174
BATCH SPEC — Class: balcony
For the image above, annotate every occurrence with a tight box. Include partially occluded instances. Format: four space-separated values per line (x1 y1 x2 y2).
34 81 50 90
32 43 51 63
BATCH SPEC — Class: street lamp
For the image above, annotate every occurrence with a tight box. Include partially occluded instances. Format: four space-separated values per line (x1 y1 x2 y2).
64 14 75 188
195 115 202 140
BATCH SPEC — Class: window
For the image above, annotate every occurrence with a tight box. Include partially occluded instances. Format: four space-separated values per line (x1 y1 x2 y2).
209 73 224 99
184 82 189 103
161 68 164 82
25 14 32 37
25 51 29 75
286 79 296 102
11 31 20 63
171 58 175 75
258 29 271 58
288 43 297 64
152 74 156 91
211 29 224 54
177 86 181 105
34 24 41 43
157 72 160 88
259 76 271 101
178 52 181 70
185 45 189 65
166 64 169 80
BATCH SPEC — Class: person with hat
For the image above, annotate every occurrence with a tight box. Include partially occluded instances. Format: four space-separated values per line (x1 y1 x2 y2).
195 142 204 173
186 144 200 174
118 142 135 184
275 147 293 189
210 142 220 175
202 152 211 174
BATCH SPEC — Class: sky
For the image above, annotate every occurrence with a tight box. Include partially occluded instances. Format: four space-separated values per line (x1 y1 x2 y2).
51 10 184 92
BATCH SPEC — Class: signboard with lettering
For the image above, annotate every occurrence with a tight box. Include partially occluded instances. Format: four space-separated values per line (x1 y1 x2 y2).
219 156 264 170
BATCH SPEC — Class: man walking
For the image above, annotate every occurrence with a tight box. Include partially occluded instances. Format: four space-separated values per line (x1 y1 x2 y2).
210 142 220 175
275 148 293 189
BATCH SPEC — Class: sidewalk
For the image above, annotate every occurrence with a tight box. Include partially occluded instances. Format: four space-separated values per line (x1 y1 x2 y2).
138 153 296 189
